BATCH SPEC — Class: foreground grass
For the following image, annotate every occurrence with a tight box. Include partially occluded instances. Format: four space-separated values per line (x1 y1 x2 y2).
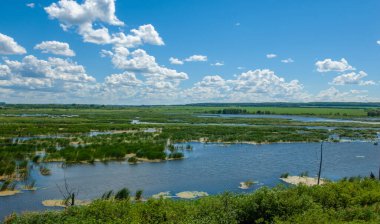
6 178 380 224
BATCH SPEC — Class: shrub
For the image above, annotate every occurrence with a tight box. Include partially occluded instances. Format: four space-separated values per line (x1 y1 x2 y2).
168 152 184 159
135 190 143 201
127 156 138 164
115 188 130 200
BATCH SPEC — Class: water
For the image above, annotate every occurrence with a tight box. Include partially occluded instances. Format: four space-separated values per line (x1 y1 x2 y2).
1 142 380 219
197 114 380 125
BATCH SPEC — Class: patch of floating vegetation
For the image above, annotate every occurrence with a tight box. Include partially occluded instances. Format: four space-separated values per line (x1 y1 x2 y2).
238 180 257 189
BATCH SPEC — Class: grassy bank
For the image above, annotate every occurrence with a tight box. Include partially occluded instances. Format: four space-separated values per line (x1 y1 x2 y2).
5 178 380 223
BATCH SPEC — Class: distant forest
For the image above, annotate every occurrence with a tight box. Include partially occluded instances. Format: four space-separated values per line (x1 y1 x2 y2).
368 109 380 117
187 102 380 108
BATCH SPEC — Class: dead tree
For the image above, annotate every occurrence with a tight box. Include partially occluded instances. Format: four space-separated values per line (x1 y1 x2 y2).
317 141 323 185
56 175 79 207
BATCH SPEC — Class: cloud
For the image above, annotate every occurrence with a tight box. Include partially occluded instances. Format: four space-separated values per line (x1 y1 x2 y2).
100 49 113 57
101 68 310 104
45 1 163 47
105 72 142 86
26 3 35 8
377 40 380 45
184 69 307 102
34 41 75 56
129 24 164 46
109 24 164 47
169 55 208 65
315 87 369 102
45 0 124 27
211 62 224 66
266 54 277 59
281 58 294 63
315 58 355 72
104 46 188 90
330 71 375 86
359 80 376 86
196 75 227 87
184 55 207 62
235 22 240 26
350 89 368 94
169 57 183 65
0 55 95 92
0 33 27 55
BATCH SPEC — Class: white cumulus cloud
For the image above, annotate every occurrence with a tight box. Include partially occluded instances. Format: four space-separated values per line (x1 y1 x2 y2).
105 72 142 86
169 54 208 65
315 58 355 72
34 41 75 56
184 69 307 102
211 62 224 66
169 57 183 65
316 87 369 102
103 46 188 91
45 1 164 47
0 33 27 55
184 55 208 62
330 71 375 86
0 55 95 92
266 54 277 59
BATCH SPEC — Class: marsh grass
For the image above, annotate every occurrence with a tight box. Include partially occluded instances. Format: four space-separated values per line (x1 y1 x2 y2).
39 166 51 176
8 178 380 223
280 172 289 178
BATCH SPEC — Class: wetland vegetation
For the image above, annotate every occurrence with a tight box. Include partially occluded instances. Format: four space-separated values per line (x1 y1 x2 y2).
1 103 380 221
1 103 379 182
6 178 380 223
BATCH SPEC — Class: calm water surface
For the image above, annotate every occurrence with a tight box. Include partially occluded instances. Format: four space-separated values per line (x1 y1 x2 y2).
1 142 380 219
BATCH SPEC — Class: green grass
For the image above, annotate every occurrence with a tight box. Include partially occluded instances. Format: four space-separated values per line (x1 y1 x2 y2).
0 105 371 118
1 105 379 182
6 178 380 224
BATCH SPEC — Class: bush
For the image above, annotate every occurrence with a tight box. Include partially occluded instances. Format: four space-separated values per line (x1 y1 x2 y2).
7 178 380 223
127 156 138 163
115 188 130 201
135 190 143 201
168 152 184 159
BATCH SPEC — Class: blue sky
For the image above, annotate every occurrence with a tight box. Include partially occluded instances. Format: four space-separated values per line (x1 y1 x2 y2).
0 0 379 104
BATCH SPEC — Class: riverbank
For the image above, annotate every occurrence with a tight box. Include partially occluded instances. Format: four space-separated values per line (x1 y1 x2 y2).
6 178 380 223
1 141 379 219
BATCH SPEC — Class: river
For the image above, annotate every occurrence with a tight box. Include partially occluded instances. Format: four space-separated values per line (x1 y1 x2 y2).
1 142 380 219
